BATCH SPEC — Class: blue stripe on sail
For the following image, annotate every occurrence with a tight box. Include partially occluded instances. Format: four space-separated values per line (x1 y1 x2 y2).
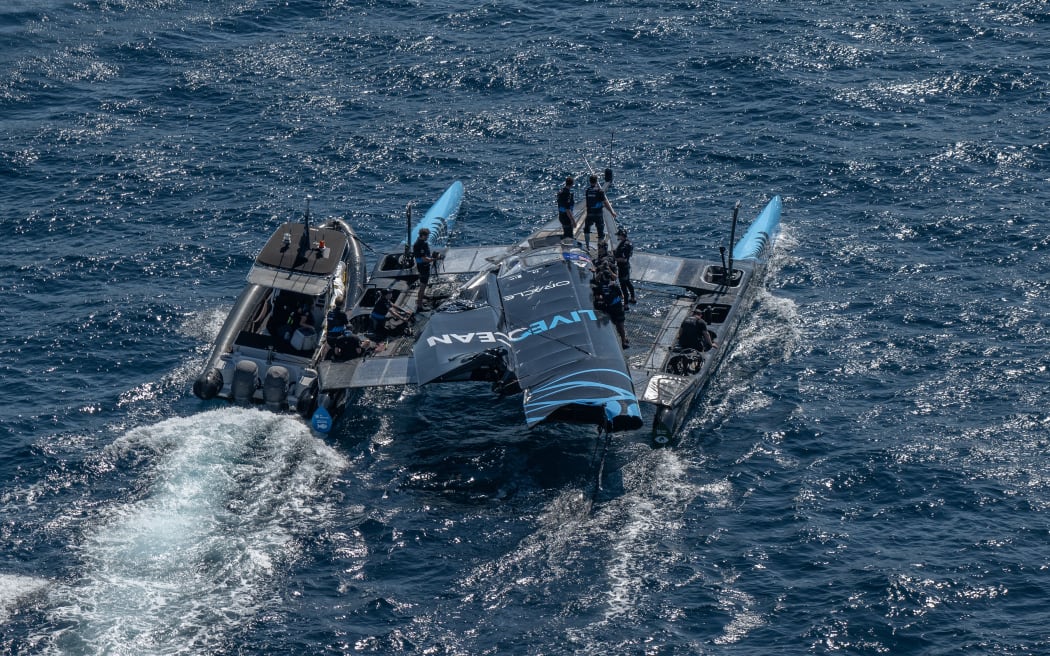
522 368 638 424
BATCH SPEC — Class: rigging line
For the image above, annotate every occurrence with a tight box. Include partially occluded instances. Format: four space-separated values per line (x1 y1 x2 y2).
345 230 378 253
631 282 687 298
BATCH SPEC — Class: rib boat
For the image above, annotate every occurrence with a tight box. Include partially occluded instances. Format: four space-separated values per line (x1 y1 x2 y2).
192 201 367 421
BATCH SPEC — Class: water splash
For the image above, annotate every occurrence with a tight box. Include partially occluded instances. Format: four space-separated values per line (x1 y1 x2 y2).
0 574 49 624
33 408 347 655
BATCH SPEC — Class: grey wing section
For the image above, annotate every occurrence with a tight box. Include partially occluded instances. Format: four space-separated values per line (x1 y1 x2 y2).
411 305 505 385
436 246 510 275
630 253 719 290
317 357 416 391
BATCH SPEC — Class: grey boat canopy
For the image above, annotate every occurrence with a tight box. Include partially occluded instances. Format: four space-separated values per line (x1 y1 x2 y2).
247 222 350 296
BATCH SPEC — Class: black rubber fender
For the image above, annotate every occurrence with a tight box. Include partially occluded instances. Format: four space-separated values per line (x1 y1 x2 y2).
192 369 223 400
297 381 319 418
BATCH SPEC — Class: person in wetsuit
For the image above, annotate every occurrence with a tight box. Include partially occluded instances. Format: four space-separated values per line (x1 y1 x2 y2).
557 176 576 240
583 174 616 250
678 308 717 352
370 288 409 339
326 308 349 334
329 331 366 361
413 227 438 311
600 273 629 349
614 226 637 305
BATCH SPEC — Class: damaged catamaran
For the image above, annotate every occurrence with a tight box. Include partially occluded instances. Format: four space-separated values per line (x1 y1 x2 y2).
193 173 781 443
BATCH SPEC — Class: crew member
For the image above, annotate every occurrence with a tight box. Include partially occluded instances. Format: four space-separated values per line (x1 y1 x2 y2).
678 307 717 352
614 227 637 305
329 330 372 362
600 273 629 349
557 176 576 240
584 174 616 251
371 288 410 339
326 307 349 333
413 227 438 311
283 301 315 344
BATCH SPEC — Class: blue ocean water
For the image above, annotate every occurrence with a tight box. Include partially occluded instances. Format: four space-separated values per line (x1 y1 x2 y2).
2 1 1048 653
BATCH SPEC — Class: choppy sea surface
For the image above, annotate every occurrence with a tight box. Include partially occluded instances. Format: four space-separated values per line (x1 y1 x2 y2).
2 1 1048 654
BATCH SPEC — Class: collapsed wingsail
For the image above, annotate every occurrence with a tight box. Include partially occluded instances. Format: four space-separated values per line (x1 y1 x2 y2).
500 249 641 431
413 246 642 432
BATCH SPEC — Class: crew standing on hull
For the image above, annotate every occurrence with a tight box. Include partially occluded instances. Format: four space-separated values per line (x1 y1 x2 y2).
599 271 629 349
557 176 576 240
583 174 616 251
413 227 438 312
614 226 637 305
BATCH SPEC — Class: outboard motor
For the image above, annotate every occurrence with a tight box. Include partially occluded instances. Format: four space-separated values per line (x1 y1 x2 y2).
231 360 259 404
192 369 223 400
262 366 290 411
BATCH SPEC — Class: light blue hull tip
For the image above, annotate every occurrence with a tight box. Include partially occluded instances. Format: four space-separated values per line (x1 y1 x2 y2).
732 195 782 261
406 180 464 247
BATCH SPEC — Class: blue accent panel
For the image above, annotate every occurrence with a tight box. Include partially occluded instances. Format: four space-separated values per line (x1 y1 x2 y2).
522 368 639 426
732 196 782 261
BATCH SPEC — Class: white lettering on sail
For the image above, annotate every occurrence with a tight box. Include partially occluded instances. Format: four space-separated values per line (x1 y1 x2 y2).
424 309 598 348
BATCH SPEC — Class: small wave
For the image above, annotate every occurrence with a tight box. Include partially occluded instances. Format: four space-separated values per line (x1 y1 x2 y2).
458 486 593 605
34 407 347 655
712 572 763 645
0 573 49 624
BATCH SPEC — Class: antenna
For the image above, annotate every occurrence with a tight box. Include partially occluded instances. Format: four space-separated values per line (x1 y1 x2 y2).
726 201 740 285
298 195 313 255
404 202 413 269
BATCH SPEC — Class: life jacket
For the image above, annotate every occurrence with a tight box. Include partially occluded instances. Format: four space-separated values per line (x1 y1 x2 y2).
371 296 391 321
585 184 604 216
413 238 431 266
557 187 575 216
327 309 348 333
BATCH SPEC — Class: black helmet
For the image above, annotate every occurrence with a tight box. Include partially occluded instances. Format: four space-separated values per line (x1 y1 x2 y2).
616 226 627 237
